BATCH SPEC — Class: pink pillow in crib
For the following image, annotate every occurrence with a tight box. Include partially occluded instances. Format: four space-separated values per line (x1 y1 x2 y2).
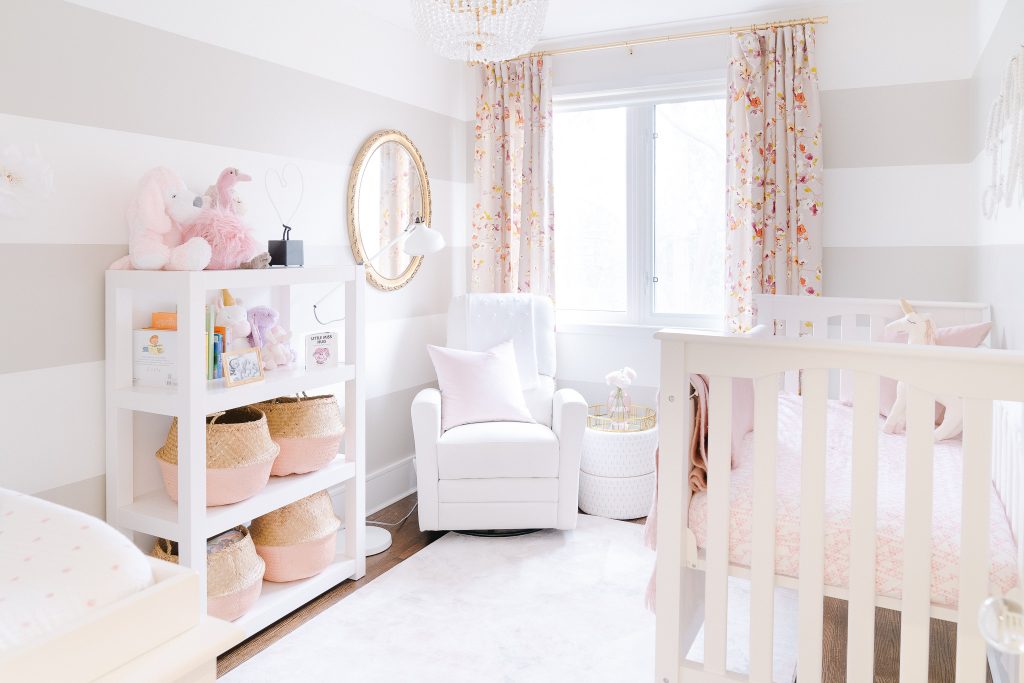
427 340 536 432
877 321 993 417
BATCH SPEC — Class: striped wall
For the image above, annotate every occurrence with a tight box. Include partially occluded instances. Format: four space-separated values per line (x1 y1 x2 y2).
0 0 473 517
970 0 1024 350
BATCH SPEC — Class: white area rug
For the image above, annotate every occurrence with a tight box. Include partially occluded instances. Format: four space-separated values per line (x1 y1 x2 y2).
223 515 656 682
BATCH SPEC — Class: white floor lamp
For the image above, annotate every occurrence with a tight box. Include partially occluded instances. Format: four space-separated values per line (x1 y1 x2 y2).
315 218 445 555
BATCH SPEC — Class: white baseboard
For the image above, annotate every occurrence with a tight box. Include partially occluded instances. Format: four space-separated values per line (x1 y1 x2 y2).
329 455 416 519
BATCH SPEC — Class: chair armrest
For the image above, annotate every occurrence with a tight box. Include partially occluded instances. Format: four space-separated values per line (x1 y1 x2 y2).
553 387 587 529
552 387 587 442
411 387 442 443
411 388 442 530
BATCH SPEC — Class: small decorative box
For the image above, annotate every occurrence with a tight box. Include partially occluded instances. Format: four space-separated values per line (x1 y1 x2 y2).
268 225 304 267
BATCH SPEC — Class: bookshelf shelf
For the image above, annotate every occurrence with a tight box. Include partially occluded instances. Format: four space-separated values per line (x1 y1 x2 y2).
104 266 366 645
111 364 356 416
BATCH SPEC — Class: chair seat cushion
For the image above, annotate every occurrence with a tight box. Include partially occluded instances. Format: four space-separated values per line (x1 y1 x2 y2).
436 422 559 479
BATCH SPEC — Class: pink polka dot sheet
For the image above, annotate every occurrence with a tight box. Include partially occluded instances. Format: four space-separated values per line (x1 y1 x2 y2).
0 488 153 651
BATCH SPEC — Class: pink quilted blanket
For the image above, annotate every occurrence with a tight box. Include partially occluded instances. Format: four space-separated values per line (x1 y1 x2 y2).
686 394 1019 607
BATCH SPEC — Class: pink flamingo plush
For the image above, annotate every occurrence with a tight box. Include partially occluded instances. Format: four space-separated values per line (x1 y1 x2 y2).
204 167 251 215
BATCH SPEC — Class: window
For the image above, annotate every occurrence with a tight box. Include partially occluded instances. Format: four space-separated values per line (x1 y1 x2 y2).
553 87 726 328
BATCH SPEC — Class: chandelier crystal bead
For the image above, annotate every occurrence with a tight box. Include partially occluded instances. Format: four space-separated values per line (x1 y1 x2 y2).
411 0 549 63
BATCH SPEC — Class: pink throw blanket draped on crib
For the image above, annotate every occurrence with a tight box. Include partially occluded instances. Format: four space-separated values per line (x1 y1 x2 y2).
643 374 710 611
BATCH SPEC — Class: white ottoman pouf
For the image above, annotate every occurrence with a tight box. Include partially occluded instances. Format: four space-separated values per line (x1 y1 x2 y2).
579 470 656 520
579 409 657 520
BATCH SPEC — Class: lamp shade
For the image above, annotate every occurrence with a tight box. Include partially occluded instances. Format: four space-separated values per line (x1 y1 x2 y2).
403 222 446 256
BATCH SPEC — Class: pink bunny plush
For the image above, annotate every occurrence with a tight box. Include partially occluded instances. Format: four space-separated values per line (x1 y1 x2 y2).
109 167 211 270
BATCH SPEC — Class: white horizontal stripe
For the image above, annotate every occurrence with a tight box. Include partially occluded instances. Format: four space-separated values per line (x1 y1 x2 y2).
365 314 447 400
0 361 105 494
971 152 1024 246
824 164 974 248
0 113 470 249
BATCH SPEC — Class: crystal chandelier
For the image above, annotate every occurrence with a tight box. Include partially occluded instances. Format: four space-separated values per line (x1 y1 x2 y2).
411 0 550 63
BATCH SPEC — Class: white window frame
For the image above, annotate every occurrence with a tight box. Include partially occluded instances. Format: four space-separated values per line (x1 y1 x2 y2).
553 80 727 332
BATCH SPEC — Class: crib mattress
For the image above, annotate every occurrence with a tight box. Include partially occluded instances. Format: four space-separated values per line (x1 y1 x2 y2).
0 488 154 651
688 395 1019 608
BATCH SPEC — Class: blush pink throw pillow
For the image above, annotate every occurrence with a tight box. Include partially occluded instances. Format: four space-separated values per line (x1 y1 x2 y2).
878 321 992 417
427 340 536 432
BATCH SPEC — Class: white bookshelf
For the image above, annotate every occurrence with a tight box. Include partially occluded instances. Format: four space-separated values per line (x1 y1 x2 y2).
104 265 366 641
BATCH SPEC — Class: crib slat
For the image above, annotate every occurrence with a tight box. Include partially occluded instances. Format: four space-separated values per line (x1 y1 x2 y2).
899 386 935 683
869 315 886 342
783 321 800 394
704 376 733 675
955 398 992 683
797 369 827 683
839 314 857 403
846 372 880 683
811 317 827 339
750 374 779 682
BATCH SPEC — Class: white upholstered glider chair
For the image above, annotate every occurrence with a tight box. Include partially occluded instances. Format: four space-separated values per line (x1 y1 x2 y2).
412 294 587 531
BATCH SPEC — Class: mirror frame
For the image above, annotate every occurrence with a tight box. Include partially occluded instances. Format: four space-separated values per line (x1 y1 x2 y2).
348 129 432 291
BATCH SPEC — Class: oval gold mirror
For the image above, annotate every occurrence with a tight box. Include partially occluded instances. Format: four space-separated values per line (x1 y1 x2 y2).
348 130 432 291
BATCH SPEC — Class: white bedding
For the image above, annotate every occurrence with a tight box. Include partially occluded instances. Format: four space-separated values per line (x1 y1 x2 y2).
689 395 1019 608
0 488 153 651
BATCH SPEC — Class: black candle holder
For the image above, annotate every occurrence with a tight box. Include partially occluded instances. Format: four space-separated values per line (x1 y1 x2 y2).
268 225 304 267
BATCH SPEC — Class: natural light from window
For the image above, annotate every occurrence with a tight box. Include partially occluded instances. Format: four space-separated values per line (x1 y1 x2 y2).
654 98 726 316
553 94 726 325
552 107 627 313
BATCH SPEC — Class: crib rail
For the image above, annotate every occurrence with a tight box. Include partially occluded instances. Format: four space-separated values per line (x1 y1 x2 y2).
754 293 991 398
654 330 1024 683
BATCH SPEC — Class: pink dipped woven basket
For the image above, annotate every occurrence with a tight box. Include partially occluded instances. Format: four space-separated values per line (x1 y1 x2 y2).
156 407 279 506
253 395 345 476
250 490 341 582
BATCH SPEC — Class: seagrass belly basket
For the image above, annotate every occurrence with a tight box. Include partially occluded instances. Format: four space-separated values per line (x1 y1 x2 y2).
155 406 279 506
250 490 341 582
253 395 345 476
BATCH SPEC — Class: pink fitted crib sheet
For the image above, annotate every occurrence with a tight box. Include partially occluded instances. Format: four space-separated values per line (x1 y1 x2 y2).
688 394 1019 608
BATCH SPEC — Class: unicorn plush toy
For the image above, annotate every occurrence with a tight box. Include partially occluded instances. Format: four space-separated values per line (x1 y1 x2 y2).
881 298 963 441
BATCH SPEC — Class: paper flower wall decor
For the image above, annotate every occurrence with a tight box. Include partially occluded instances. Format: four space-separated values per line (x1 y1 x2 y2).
0 144 55 218
605 366 637 390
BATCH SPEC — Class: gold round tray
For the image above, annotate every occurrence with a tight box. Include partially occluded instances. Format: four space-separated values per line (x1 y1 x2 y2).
587 404 657 432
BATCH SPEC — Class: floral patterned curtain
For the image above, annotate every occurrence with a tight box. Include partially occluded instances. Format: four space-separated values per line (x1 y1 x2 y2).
725 24 823 333
378 142 415 275
471 56 555 296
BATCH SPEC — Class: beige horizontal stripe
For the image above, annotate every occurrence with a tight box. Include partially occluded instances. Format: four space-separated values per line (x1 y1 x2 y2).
0 0 469 184
824 246 973 301
1 244 125 374
823 80 972 169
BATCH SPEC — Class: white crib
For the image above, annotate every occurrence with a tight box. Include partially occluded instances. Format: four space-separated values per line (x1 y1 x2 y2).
654 295 1024 683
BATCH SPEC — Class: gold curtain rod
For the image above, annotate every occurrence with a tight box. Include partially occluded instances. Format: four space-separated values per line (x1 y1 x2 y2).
525 15 828 59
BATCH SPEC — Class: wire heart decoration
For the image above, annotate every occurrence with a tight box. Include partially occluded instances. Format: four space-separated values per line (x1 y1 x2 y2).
264 163 305 228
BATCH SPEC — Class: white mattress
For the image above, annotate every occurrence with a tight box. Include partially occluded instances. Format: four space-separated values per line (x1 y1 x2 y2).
0 488 153 651
689 395 1019 608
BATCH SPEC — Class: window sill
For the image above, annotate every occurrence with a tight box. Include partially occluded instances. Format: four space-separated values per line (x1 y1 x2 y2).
556 320 725 337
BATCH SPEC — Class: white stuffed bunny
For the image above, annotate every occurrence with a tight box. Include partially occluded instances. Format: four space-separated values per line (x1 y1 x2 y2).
109 167 211 271
881 299 963 441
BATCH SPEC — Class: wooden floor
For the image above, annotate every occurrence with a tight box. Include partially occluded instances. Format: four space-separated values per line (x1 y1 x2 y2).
218 495 961 681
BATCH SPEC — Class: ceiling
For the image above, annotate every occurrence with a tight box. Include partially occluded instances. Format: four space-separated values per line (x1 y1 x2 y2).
346 0 835 42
